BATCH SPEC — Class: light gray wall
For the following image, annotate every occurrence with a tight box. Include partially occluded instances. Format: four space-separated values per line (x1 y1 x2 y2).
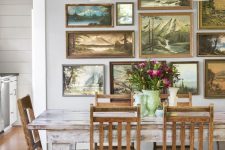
0 0 32 98
46 0 225 111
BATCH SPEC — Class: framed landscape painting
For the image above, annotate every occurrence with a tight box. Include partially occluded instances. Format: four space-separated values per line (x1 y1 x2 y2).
139 13 193 58
66 31 135 58
116 2 134 26
171 62 199 95
199 0 225 29
197 33 225 57
138 0 192 10
63 64 105 96
65 4 113 27
205 59 225 98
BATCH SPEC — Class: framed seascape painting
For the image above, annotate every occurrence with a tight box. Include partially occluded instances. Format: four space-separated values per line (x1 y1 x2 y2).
66 31 135 58
138 0 192 10
171 62 199 95
199 0 225 29
116 2 134 26
139 13 193 58
65 4 113 27
63 64 105 96
197 33 225 57
205 59 225 98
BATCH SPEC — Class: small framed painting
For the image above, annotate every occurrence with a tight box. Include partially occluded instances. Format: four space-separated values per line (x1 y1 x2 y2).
116 2 134 26
139 12 193 58
197 33 225 57
65 4 114 27
138 0 193 10
171 62 199 95
199 1 225 29
63 64 105 96
66 31 135 58
205 59 225 99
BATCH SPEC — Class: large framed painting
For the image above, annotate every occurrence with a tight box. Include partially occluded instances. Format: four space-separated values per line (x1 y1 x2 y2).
139 13 193 58
197 33 225 57
199 0 225 29
110 61 166 95
205 59 225 98
138 0 193 10
171 62 199 95
116 2 134 26
66 31 135 58
65 4 114 27
63 64 105 96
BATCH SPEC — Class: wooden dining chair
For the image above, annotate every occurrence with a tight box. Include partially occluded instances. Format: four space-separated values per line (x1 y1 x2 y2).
163 104 214 150
90 104 141 150
95 92 134 107
17 95 42 150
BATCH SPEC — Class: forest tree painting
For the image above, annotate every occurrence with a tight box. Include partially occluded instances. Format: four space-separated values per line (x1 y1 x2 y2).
205 60 225 98
138 0 192 10
63 65 104 96
172 62 199 95
66 4 113 27
66 31 134 58
199 0 225 29
139 13 192 58
197 33 225 57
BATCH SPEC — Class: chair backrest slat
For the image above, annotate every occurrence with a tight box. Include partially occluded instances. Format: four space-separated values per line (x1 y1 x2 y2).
90 104 140 150
163 104 214 150
95 92 134 107
17 95 42 150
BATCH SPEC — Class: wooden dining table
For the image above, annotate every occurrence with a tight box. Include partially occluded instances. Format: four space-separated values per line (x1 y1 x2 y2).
28 109 225 150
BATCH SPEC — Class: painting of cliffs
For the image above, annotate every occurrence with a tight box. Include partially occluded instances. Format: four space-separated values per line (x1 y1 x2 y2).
140 13 192 58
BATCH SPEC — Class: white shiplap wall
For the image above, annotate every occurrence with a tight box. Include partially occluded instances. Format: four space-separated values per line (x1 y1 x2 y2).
0 0 32 98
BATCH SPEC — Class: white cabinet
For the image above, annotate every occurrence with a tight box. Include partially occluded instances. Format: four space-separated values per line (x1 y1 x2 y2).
9 76 17 125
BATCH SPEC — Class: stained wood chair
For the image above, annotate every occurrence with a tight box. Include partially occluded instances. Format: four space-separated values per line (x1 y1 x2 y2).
163 104 214 150
90 104 141 150
17 95 42 150
95 92 134 107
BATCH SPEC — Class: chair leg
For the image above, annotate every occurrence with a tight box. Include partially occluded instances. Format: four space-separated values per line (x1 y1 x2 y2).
153 142 157 150
217 141 220 150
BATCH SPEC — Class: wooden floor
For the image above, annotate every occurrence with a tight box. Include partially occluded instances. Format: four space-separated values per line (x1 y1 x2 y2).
0 127 27 150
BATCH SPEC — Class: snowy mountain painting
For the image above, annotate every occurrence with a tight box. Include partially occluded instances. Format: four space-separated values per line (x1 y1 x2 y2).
140 13 192 58
67 31 134 58
66 4 113 27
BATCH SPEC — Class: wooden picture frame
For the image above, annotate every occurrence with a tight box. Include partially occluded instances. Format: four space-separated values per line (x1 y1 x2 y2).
139 12 193 58
199 1 225 29
171 61 199 95
205 59 225 99
116 2 134 26
63 64 105 96
65 4 114 28
138 0 193 10
66 31 135 58
197 33 225 57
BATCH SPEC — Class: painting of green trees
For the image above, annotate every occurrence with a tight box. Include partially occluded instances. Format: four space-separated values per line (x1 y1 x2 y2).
139 13 192 58
199 0 225 29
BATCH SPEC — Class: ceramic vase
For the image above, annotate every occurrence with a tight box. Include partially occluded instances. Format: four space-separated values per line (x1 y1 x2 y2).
168 87 179 106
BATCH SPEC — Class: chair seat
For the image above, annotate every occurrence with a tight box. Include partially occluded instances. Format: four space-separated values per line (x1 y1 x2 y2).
95 146 135 150
154 145 191 150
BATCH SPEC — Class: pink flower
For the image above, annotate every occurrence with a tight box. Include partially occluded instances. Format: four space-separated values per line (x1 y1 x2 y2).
147 70 162 77
138 62 146 68
162 78 171 88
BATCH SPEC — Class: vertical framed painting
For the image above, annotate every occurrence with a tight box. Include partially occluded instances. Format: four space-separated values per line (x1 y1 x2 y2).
199 0 225 29
197 33 225 57
139 13 193 58
205 59 225 98
63 64 105 96
116 2 134 26
66 31 135 58
65 4 114 27
171 61 199 95
138 0 193 10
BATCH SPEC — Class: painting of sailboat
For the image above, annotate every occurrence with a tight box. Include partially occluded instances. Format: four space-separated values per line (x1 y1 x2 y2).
63 65 104 96
139 13 193 58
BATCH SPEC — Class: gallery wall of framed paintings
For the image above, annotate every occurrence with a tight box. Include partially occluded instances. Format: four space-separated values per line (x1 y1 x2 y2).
46 0 225 110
